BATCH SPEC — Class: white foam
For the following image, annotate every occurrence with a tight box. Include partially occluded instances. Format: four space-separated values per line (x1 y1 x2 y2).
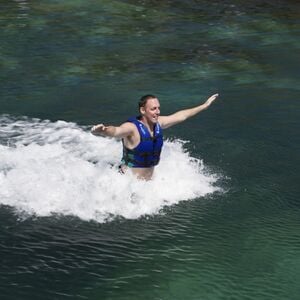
0 115 221 222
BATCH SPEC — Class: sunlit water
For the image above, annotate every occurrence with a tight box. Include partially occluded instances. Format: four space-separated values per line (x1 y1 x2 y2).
1 0 300 299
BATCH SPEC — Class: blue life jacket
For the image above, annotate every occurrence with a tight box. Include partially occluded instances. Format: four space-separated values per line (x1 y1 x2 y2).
121 117 163 168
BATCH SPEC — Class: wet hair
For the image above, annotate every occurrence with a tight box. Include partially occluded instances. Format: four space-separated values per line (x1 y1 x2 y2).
138 94 157 110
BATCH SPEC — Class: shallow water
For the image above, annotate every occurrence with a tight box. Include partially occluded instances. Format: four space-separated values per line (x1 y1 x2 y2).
1 0 300 299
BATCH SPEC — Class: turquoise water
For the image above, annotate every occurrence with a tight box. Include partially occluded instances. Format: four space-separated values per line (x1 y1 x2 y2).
1 1 300 299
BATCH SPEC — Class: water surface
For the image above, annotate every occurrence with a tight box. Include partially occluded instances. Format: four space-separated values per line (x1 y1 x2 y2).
1 0 300 299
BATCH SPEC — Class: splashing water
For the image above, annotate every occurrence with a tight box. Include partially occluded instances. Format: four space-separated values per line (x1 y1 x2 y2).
0 115 221 222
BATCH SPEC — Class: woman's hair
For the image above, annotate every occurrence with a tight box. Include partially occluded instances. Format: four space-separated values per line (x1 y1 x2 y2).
138 94 156 110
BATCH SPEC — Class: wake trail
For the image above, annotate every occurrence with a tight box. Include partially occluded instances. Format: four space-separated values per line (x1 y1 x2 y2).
0 115 221 222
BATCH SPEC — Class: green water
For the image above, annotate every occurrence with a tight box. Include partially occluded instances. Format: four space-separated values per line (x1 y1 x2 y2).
1 0 300 299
